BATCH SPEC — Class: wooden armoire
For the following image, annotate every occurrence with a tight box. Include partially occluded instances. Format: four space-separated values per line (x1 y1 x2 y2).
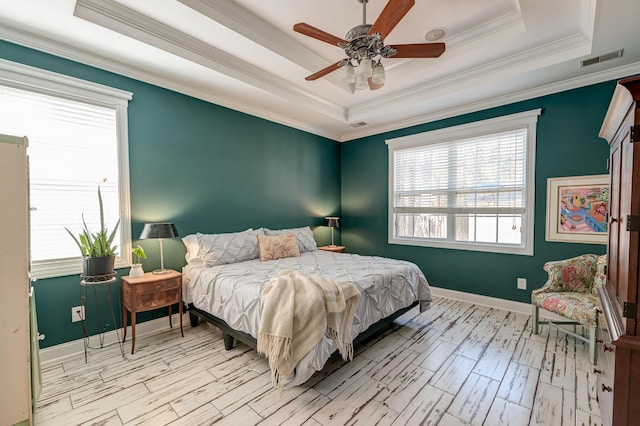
597 75 640 426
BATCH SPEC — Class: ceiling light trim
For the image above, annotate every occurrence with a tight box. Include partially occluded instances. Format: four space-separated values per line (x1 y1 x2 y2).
74 0 345 121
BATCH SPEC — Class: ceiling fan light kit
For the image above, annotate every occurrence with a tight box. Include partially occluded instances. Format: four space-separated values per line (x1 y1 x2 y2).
293 0 446 92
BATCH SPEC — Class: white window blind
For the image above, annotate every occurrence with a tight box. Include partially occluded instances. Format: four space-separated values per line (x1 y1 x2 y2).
387 109 540 255
0 59 133 278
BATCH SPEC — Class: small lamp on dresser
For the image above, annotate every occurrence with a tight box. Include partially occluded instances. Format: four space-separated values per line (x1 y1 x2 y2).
139 223 179 274
323 216 340 247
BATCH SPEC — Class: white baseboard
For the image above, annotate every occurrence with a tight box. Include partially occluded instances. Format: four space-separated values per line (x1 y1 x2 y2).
429 286 566 322
39 312 188 368
429 286 532 315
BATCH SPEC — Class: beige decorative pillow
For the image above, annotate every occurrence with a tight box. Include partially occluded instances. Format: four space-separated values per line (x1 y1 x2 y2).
257 233 300 262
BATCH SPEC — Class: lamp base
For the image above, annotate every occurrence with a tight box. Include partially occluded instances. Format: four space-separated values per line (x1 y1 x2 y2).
152 268 171 275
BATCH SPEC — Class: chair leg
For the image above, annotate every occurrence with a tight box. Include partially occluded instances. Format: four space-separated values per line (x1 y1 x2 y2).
588 326 598 365
532 304 539 335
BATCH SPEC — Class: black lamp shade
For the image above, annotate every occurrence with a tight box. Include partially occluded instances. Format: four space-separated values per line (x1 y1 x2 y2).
139 223 179 239
324 217 340 229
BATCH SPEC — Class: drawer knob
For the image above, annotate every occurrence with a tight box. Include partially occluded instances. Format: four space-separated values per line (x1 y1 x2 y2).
595 338 604 344
602 344 614 352
610 217 618 224
593 368 602 374
601 384 612 392
156 285 161 291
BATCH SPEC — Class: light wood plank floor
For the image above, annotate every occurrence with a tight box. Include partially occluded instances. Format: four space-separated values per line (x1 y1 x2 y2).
34 296 603 425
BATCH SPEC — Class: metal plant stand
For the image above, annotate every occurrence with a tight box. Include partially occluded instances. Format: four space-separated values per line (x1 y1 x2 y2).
79 273 125 362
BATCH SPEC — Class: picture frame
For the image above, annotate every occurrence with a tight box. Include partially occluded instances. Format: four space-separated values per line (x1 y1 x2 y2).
545 174 609 244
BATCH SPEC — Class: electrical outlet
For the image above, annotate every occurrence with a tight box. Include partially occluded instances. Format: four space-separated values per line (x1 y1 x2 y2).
71 305 85 322
517 278 527 290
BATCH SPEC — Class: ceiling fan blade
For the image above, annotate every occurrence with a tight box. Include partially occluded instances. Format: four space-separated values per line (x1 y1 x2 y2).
390 43 446 58
293 23 346 47
305 62 344 81
368 0 415 40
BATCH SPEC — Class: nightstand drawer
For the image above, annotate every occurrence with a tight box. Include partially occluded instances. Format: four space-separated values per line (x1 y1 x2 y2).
136 287 180 310
132 276 180 294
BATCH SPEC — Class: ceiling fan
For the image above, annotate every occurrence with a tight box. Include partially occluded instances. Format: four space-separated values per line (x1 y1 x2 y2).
293 0 446 91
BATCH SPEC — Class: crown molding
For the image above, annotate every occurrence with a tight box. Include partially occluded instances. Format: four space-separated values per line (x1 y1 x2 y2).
73 0 345 121
339 62 640 141
385 3 525 77
446 3 524 50
346 32 592 124
0 20 342 141
177 0 349 92
579 0 597 39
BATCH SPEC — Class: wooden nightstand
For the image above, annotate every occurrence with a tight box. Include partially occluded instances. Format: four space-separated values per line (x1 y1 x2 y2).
318 245 346 253
122 270 183 354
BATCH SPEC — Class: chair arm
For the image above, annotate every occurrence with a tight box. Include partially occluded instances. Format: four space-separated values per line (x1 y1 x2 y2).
535 254 599 294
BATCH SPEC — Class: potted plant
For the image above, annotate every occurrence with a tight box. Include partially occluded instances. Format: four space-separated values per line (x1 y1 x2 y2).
65 187 120 278
129 245 147 278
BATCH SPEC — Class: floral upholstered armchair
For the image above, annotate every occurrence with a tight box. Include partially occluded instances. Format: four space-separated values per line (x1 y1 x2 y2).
531 253 606 364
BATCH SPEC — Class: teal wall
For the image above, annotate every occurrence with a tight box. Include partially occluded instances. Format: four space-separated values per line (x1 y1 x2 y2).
1 38 627 349
0 41 341 348
340 82 616 303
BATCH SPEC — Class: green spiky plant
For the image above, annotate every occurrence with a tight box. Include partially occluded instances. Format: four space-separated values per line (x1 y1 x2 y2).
65 187 120 257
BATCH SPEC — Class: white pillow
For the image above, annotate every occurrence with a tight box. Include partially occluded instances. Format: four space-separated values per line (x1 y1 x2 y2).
182 234 202 265
197 229 264 266
264 226 317 253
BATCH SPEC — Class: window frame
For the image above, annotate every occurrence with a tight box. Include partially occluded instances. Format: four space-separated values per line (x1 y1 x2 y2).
0 58 133 278
387 109 541 256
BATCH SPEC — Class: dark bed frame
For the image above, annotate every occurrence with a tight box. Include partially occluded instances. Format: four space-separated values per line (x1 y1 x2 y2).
187 300 419 351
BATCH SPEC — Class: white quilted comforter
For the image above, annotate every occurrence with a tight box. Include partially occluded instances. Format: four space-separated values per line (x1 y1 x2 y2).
183 250 431 386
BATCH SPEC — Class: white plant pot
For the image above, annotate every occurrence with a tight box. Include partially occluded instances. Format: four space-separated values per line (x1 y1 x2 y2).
129 264 144 278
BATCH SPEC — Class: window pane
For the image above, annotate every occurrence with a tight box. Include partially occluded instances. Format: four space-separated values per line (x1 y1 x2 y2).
396 214 415 238
455 215 475 242
475 215 497 243
424 215 447 238
498 215 522 244
396 214 447 238
0 83 123 268
30 182 120 262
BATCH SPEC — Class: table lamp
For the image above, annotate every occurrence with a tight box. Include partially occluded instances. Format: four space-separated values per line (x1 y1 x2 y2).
139 223 179 274
323 217 340 247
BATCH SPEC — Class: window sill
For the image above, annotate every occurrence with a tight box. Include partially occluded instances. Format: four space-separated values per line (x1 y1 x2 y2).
389 237 533 256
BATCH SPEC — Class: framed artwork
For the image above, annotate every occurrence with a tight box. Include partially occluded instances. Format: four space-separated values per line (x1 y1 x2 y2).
545 174 609 244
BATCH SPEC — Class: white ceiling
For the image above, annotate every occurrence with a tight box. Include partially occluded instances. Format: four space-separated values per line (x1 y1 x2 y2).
0 0 639 141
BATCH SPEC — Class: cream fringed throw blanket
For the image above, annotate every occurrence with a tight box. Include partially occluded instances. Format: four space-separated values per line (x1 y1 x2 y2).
257 269 361 393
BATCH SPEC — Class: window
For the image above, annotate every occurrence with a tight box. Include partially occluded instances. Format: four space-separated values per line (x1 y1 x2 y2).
0 59 133 278
387 109 541 255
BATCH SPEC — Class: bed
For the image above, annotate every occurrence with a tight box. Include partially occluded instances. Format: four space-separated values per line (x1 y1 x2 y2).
181 227 431 387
